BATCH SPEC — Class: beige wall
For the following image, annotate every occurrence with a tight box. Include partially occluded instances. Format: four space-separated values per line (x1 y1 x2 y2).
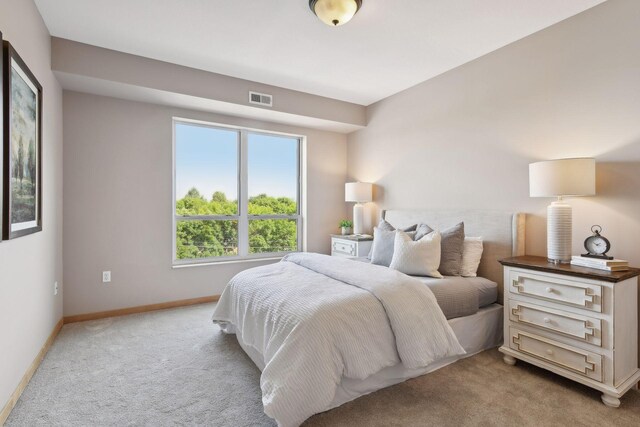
51 37 366 133
63 91 347 316
0 0 64 413
347 0 640 266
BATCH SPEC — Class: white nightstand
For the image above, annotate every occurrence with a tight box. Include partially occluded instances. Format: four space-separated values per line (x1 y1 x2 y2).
499 256 640 408
330 234 373 258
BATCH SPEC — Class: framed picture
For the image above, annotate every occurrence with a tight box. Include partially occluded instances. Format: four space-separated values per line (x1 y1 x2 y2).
0 31 3 241
2 40 42 239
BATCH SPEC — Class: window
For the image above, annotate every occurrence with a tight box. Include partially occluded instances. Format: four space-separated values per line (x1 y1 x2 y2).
173 119 302 264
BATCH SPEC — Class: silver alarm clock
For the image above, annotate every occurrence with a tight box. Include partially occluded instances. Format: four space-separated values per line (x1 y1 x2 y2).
582 225 613 260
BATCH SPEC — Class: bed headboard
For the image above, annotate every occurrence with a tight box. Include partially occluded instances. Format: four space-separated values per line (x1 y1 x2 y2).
382 209 525 303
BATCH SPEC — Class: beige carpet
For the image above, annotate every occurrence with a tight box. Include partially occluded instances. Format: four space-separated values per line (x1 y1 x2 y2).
7 303 640 426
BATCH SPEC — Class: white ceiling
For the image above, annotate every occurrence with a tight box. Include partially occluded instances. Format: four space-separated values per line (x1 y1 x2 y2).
35 0 605 106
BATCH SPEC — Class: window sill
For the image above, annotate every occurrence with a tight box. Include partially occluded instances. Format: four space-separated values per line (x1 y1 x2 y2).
172 256 284 269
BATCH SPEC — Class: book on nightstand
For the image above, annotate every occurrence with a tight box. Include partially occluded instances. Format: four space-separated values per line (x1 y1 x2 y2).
570 256 630 271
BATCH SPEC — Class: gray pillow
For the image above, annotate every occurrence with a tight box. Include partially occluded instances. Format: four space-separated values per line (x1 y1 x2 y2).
415 223 432 241
370 226 416 266
416 222 465 276
368 219 417 259
378 219 417 233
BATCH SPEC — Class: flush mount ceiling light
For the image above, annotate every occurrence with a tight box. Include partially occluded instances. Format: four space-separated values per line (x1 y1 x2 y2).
309 0 363 27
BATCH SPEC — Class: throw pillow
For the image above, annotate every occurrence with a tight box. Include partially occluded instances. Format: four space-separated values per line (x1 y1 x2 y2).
460 237 484 277
378 219 418 233
415 222 465 276
368 219 417 259
389 230 443 278
415 223 432 241
370 227 397 266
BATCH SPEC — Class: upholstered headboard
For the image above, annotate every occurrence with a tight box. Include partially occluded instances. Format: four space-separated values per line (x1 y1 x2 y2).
381 209 525 303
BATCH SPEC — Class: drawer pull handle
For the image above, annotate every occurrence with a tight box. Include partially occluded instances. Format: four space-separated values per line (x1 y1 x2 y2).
545 287 553 293
543 317 551 324
584 325 595 337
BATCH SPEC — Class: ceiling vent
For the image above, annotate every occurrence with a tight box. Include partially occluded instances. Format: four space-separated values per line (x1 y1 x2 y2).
249 91 273 107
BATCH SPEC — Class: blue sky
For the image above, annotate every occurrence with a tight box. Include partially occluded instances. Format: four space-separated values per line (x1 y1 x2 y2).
175 123 298 201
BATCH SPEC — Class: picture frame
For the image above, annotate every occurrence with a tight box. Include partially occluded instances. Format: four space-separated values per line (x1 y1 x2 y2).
0 31 3 242
2 40 43 239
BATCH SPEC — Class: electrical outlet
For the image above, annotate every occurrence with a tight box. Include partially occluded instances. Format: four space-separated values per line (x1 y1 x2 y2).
102 271 111 283
54 281 59 296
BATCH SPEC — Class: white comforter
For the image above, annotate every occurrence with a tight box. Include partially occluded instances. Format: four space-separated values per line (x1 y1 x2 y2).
212 253 465 427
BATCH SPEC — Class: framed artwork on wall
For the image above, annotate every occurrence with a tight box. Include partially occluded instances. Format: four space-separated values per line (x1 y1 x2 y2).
2 40 43 239
0 31 3 241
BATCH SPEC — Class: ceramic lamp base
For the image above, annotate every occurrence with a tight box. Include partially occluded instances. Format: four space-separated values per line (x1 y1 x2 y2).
353 203 364 235
547 200 572 264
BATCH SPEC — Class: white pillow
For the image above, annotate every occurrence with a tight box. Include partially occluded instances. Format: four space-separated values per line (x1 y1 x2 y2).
460 237 483 277
389 230 443 278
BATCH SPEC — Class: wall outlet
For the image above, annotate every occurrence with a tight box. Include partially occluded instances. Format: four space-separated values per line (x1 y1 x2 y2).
102 271 111 283
54 281 59 296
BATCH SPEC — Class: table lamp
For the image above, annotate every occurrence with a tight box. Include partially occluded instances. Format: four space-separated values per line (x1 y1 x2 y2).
529 158 596 264
345 182 372 235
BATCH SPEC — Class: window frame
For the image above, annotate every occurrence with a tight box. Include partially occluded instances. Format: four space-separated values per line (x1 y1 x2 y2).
172 117 304 266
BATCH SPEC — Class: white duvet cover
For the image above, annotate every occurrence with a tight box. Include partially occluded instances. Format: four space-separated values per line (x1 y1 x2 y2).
212 253 465 427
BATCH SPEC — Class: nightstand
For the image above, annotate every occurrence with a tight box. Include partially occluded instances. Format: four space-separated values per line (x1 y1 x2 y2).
330 234 373 258
499 255 640 408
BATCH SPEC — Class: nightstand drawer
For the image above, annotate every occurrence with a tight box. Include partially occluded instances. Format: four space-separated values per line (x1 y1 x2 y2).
509 301 602 346
332 240 356 256
509 328 603 382
510 271 602 312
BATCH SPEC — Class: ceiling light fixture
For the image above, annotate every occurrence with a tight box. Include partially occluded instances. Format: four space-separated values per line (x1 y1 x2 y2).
309 0 363 27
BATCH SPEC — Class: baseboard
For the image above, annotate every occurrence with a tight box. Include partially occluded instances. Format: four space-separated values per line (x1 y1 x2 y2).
0 317 64 426
63 295 220 324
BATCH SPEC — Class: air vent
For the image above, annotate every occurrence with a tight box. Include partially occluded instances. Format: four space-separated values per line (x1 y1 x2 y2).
249 91 273 107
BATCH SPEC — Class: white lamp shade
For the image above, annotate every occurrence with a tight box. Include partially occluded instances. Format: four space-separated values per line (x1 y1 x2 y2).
529 158 596 197
312 0 361 26
345 182 372 203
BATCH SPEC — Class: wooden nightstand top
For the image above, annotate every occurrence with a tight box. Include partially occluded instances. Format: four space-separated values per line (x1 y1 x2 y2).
500 255 640 283
330 234 373 241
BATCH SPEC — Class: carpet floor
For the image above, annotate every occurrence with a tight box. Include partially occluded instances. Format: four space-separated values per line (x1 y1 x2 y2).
6 303 640 426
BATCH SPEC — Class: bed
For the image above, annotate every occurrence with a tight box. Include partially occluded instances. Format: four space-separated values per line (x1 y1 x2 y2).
212 209 525 427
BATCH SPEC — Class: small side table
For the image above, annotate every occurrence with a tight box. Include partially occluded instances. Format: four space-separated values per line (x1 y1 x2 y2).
499 255 640 408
